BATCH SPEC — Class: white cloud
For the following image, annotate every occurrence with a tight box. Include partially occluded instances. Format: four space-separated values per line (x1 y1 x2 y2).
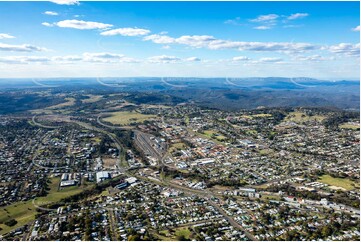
258 57 283 63
42 22 54 27
232 56 250 61
55 20 112 30
100 28 150 36
226 13 309 31
254 26 271 30
177 35 217 47
147 55 201 63
224 17 243 26
0 43 46 52
52 55 83 62
287 13 309 20
0 56 51 64
250 14 279 23
143 34 176 44
352 25 360 32
295 55 331 62
185 57 201 62
328 43 360 56
0 33 15 39
44 11 58 16
143 34 319 53
50 0 79 5
248 14 279 30
0 52 138 65
83 52 124 59
148 55 181 63
244 13 309 30
283 24 303 28
83 52 138 63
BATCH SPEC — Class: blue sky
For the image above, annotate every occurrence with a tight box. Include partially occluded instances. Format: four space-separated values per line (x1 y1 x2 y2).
0 0 359 79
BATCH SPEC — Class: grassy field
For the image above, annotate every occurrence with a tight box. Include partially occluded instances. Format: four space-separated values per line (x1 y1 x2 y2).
82 95 103 104
154 230 173 240
339 122 359 130
0 200 36 235
103 111 156 125
175 227 192 240
169 142 187 153
252 113 273 118
285 111 326 123
318 175 356 190
202 130 227 142
204 130 226 140
91 137 102 143
29 109 54 115
153 227 192 241
185 116 190 125
45 97 76 110
259 149 274 156
254 183 270 189
195 130 225 145
260 194 282 201
241 114 272 119
0 177 85 235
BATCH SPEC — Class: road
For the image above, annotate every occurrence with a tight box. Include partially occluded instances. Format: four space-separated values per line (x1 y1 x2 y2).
31 115 257 240
32 115 58 129
130 172 257 241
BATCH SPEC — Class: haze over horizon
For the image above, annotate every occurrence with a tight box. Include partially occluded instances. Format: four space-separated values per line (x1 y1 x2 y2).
0 0 360 79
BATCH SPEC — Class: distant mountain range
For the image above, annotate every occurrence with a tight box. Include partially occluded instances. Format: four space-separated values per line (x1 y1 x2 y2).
0 77 359 111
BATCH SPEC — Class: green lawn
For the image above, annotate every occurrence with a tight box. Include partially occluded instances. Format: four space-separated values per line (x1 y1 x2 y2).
0 177 85 235
259 149 274 156
175 227 192 240
203 130 226 141
318 175 356 191
198 130 227 144
0 200 37 235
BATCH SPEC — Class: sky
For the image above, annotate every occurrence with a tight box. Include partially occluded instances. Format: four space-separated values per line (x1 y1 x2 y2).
0 0 359 79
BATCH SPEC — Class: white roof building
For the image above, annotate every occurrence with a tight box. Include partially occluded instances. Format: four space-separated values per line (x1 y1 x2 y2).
96 171 111 183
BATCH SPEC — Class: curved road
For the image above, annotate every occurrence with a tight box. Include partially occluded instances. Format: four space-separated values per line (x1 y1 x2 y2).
31 114 257 240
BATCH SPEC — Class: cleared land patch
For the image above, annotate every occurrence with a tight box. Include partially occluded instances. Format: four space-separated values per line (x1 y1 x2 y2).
318 175 356 191
45 97 76 110
285 111 326 123
339 122 359 130
201 130 227 142
82 95 103 104
103 111 156 125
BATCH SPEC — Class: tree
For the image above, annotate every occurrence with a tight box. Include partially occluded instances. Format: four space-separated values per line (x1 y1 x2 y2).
321 225 333 238
4 219 17 227
176 234 189 241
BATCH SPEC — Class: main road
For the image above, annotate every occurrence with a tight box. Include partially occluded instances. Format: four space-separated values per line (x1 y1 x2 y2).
31 114 257 241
